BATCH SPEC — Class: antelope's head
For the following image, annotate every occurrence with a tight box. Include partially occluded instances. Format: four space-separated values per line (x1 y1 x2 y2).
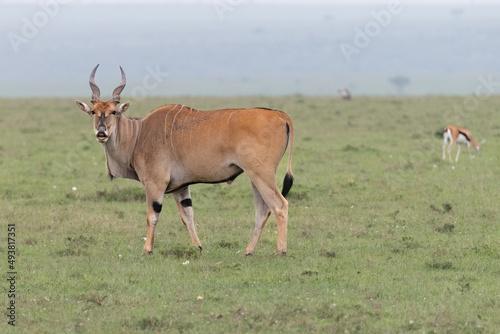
75 64 130 143
474 139 486 156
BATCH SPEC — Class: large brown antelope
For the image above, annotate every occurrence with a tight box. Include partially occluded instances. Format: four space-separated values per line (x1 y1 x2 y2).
75 65 294 256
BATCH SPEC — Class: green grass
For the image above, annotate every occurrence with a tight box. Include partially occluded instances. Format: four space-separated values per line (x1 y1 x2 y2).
1 95 500 333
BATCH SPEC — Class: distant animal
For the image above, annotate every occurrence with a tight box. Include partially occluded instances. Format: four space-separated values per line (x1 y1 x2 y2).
338 88 351 100
442 125 484 162
75 65 294 256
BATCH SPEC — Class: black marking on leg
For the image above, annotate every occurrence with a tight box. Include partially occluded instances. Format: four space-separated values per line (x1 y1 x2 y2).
180 198 192 207
198 245 203 253
152 201 162 213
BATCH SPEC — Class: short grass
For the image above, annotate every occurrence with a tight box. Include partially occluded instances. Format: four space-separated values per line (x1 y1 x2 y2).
1 95 500 333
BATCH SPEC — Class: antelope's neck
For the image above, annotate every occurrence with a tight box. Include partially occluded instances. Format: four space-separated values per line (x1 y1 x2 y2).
103 116 141 180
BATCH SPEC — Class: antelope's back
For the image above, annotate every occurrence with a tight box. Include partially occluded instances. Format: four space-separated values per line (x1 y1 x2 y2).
141 104 292 166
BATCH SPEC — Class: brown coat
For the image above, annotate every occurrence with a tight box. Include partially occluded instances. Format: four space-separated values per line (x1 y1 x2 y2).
76 65 294 256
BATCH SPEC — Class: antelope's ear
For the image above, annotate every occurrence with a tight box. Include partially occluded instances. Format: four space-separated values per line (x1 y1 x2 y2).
75 100 92 116
118 101 130 114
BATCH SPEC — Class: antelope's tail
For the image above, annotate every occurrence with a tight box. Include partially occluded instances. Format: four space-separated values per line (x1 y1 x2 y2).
281 120 294 197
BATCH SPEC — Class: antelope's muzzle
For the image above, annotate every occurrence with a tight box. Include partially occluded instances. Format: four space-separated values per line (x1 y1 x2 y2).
96 125 108 143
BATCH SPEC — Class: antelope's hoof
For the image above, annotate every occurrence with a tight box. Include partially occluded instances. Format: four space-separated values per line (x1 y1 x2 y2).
198 246 203 253
142 250 153 256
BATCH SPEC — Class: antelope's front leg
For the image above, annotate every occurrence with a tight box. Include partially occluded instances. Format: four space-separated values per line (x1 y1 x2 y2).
173 187 202 251
467 143 473 160
143 183 165 255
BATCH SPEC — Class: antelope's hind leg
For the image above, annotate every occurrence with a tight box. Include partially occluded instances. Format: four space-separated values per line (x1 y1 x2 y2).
447 142 454 162
246 174 289 255
442 137 448 160
245 183 272 256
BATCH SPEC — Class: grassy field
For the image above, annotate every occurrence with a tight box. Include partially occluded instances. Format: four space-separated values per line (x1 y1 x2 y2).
1 95 500 333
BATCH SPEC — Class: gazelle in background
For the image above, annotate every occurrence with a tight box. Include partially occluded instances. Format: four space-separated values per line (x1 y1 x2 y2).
442 125 484 162
338 88 351 100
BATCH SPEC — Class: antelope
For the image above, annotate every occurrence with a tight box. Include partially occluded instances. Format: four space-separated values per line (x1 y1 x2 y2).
338 88 351 100
442 125 484 162
75 65 294 256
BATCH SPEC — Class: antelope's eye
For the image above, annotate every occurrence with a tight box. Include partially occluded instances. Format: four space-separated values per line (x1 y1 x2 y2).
91 110 95 115
111 111 117 115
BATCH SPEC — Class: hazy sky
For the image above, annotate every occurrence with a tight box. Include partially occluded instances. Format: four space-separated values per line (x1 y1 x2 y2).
2 0 499 96
1 0 499 3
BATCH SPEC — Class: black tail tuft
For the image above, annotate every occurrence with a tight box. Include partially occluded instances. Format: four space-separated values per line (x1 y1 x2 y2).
281 173 294 197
